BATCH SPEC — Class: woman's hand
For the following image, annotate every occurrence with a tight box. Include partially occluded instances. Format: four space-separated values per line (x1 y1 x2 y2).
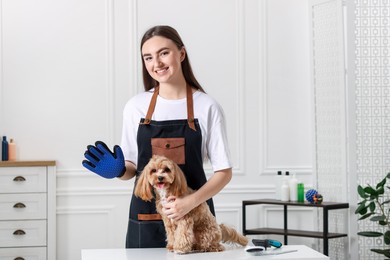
162 195 195 221
82 141 126 179
162 169 232 220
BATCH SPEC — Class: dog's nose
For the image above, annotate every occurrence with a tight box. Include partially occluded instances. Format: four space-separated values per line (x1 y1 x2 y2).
158 176 164 182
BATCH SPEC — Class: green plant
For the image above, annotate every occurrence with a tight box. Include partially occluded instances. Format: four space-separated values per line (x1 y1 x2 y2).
355 172 390 258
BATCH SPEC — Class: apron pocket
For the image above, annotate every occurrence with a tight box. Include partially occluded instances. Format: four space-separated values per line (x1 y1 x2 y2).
151 137 185 165
126 218 167 248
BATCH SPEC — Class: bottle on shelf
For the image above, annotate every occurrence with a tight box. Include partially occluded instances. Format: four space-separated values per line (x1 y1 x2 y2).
2 136 8 161
285 171 290 180
298 183 305 202
289 173 298 201
281 178 290 201
8 138 16 161
275 171 283 200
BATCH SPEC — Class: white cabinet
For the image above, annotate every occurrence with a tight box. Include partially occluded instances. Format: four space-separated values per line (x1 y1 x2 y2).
0 161 56 260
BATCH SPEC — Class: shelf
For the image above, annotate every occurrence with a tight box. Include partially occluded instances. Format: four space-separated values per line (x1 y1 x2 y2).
242 199 349 256
245 228 348 239
0 161 56 167
243 199 349 210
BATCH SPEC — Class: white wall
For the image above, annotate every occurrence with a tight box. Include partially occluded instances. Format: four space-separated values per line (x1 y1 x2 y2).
0 0 314 259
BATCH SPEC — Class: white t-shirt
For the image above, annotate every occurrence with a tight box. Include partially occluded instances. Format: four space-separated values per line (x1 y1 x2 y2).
120 89 232 172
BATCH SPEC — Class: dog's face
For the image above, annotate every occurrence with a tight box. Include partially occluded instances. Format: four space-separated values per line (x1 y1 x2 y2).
144 155 176 190
134 155 188 202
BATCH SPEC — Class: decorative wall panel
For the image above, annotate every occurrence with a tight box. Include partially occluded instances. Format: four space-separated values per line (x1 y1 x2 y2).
310 0 348 258
264 0 313 176
354 0 390 259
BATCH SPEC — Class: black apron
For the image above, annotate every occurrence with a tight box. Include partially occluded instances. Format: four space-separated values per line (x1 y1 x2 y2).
125 86 215 248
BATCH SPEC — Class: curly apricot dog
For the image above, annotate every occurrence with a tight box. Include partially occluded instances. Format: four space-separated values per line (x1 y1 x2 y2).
134 155 248 254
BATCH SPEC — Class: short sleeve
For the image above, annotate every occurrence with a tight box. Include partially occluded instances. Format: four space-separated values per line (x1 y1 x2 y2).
204 102 233 172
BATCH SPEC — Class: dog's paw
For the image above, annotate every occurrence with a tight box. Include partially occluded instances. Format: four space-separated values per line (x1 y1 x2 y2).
209 244 225 252
174 246 192 254
174 249 190 255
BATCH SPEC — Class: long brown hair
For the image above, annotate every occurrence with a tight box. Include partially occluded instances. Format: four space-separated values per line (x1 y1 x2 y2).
140 25 205 93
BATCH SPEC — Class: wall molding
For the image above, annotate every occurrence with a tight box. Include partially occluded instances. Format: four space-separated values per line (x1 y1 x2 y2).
215 204 242 228
105 0 116 143
258 0 313 176
259 0 270 175
56 205 117 246
57 204 243 230
56 184 274 197
220 184 274 194
233 0 246 175
57 205 116 215
57 166 312 178
56 187 132 197
262 166 313 175
131 0 140 94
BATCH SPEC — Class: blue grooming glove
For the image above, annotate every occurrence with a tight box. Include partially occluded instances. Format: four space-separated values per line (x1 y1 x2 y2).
82 141 126 179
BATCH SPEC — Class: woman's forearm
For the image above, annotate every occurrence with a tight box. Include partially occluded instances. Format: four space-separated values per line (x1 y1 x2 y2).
119 160 137 180
190 168 232 207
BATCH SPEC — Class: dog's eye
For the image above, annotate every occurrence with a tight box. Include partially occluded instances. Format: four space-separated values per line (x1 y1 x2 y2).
164 167 171 173
151 169 157 173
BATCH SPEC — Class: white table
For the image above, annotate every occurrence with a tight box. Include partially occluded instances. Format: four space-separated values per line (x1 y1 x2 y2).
82 245 329 260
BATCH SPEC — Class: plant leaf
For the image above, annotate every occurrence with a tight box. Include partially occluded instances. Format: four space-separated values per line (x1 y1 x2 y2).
371 215 386 222
365 186 378 196
359 212 374 220
384 249 390 258
372 248 389 257
369 201 376 212
372 248 386 255
358 185 368 198
379 220 388 226
358 231 383 237
384 231 390 245
355 202 368 215
371 249 390 258
376 177 387 189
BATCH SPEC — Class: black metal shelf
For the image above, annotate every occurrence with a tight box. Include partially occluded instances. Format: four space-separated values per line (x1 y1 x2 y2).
242 199 349 256
245 227 347 239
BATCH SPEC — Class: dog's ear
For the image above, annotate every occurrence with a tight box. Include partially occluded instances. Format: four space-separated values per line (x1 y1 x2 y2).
134 164 154 202
172 163 188 196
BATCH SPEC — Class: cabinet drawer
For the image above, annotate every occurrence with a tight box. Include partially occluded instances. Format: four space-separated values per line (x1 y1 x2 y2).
0 194 47 220
0 167 46 193
0 220 46 247
0 247 46 260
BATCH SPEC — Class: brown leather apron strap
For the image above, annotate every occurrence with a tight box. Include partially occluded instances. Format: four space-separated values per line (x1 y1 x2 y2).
137 213 162 221
142 85 197 131
143 86 159 124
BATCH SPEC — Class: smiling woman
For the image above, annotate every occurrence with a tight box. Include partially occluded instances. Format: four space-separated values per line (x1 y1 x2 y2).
141 36 187 97
82 25 233 249
139 26 206 95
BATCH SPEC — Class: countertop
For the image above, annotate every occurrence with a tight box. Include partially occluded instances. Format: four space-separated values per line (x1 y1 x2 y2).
82 245 329 260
